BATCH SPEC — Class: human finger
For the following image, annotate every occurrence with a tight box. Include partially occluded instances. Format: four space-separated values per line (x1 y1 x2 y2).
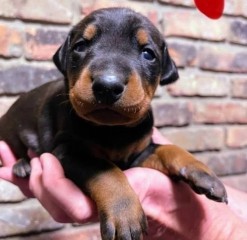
0 141 17 167
39 153 97 223
29 157 73 222
0 141 32 196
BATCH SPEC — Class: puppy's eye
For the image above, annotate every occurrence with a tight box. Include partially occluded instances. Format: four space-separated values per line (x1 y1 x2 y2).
73 40 87 52
142 48 156 61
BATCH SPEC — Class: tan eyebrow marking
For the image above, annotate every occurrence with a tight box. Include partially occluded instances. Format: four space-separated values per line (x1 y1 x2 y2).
83 24 97 40
136 28 149 46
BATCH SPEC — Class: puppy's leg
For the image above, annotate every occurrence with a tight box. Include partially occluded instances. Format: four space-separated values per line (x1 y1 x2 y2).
139 144 227 203
87 166 147 240
54 144 147 240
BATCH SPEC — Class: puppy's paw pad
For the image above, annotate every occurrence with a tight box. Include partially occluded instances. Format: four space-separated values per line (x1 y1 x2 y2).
180 167 228 203
13 158 31 178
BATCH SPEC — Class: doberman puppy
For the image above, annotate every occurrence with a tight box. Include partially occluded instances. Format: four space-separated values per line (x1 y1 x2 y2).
0 8 227 240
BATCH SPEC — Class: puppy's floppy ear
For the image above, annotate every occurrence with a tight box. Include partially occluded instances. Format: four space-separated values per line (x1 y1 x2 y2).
160 44 179 85
53 33 71 76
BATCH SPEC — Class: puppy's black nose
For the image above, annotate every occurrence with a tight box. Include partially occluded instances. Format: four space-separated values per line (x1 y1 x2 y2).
92 75 125 104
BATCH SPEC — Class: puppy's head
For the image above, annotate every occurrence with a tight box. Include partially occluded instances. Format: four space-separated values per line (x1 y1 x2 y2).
53 8 178 126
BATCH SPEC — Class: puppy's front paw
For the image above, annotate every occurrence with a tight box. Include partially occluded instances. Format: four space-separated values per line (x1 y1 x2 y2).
13 158 31 178
99 197 147 240
179 166 228 203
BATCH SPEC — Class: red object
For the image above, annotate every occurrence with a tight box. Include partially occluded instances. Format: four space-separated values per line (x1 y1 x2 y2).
194 0 224 19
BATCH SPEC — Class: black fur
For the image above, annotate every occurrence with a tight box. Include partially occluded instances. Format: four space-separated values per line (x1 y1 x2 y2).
0 8 179 239
0 8 178 168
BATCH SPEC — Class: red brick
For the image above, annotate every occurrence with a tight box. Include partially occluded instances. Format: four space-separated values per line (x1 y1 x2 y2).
227 126 247 148
25 28 67 61
193 101 247 124
81 0 159 26
161 126 224 152
0 25 23 58
0 66 62 94
0 97 18 118
225 0 247 18
0 0 18 19
163 11 228 41
196 151 247 176
229 20 247 45
152 100 192 127
0 0 73 23
0 199 63 237
23 0 72 23
167 42 197 67
158 0 194 7
16 224 101 240
167 72 229 97
199 45 247 73
231 77 247 99
81 0 98 16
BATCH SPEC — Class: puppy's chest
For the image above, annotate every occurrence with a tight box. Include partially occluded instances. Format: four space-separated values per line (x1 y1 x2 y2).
69 113 154 168
88 135 151 169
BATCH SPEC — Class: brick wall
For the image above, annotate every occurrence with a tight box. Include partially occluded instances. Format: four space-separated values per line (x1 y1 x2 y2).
0 0 246 239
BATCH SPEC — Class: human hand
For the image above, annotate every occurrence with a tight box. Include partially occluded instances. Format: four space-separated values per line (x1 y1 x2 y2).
0 141 97 223
0 127 170 225
0 141 32 197
0 130 247 239
0 140 203 239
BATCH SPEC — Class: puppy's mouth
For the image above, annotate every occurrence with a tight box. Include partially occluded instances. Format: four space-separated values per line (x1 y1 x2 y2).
88 108 130 125
70 94 148 126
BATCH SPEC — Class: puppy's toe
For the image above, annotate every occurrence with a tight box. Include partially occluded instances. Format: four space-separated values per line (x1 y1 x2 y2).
180 167 228 203
101 213 147 240
13 158 31 178
99 197 147 240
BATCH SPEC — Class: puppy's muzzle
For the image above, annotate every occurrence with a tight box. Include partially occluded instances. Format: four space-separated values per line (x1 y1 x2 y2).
92 74 126 105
